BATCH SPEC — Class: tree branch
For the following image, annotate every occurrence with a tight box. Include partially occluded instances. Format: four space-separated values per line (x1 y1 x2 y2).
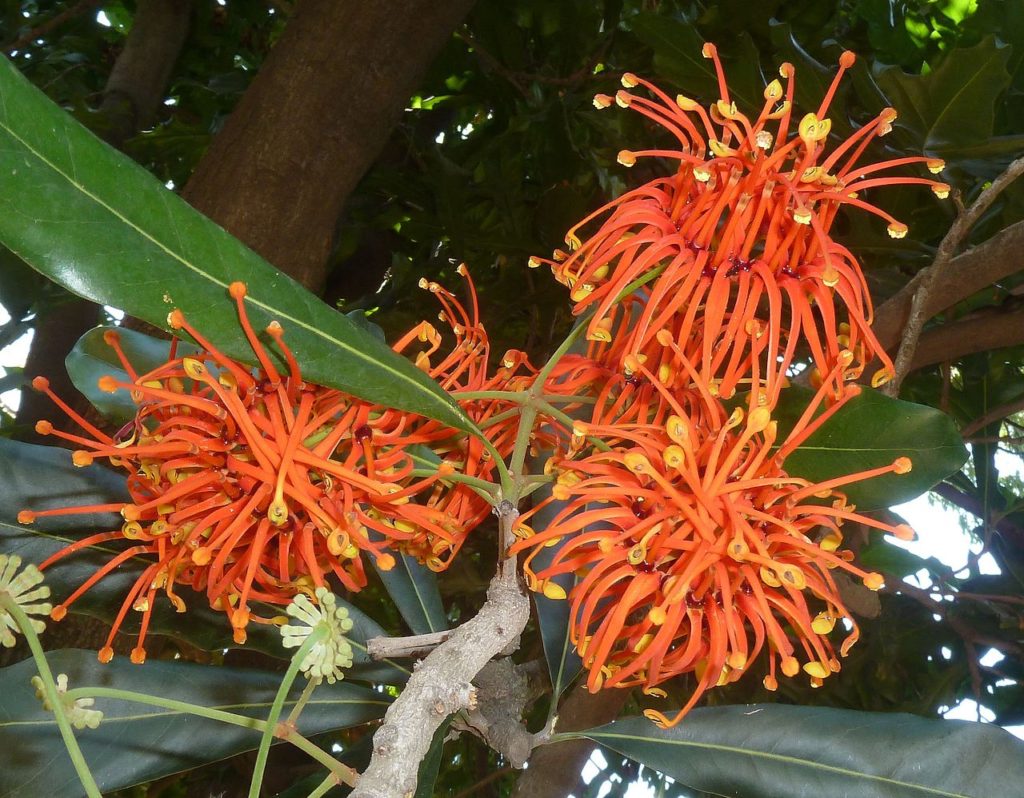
2 0 102 54
182 0 476 291
908 304 1024 373
351 502 530 798
885 155 1024 395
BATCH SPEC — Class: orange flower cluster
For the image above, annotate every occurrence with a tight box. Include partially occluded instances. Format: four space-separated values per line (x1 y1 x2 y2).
20 269 531 663
514 46 944 726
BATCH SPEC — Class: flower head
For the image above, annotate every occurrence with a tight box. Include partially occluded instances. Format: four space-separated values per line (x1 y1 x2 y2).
512 379 913 728
20 283 483 661
0 554 52 647
535 48 948 397
280 587 354 683
31 673 103 729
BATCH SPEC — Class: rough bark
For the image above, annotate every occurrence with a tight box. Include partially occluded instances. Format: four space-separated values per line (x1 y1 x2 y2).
908 304 1024 371
99 0 193 149
511 685 631 798
181 0 477 292
14 0 193 439
872 217 1024 353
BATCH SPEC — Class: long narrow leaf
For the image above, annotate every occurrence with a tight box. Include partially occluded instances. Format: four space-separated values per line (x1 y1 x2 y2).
567 705 1024 798
0 55 473 433
0 650 389 798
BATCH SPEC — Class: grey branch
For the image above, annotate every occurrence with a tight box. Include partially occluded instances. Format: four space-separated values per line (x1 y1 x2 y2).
366 630 452 660
351 504 530 798
885 155 1024 395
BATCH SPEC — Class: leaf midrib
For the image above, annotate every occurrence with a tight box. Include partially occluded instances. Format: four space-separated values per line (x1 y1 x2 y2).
584 731 974 798
0 107 464 427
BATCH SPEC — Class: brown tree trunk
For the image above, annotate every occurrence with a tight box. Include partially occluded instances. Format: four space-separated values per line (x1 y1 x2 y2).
512 686 631 798
181 0 476 292
14 0 193 439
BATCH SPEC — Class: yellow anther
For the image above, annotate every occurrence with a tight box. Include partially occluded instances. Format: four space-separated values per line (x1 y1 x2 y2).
615 90 631 108
887 221 909 239
648 606 667 625
593 93 613 109
893 457 912 474
527 256 542 269
763 674 779 691
812 612 836 635
182 357 207 379
634 633 654 653
792 206 812 225
863 573 884 590
715 99 738 118
693 165 711 182
747 406 771 433
267 498 289 527
777 564 806 590
820 531 843 552
764 79 783 100
932 183 950 199
727 535 749 562
728 652 747 670
709 139 736 158
781 656 800 677
927 158 945 174
800 166 823 183
803 661 830 679
676 94 698 111
617 150 637 167
623 452 651 474
627 542 647 565
663 444 686 469
644 687 668 698
759 567 782 588
798 113 831 143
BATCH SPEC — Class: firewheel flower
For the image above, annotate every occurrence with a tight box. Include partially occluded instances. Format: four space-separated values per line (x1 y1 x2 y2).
530 46 949 399
31 673 103 730
0 554 52 647
18 282 477 662
280 587 355 683
511 373 915 728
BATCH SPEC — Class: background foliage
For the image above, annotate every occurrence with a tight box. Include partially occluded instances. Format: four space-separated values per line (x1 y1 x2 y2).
0 1 1022 796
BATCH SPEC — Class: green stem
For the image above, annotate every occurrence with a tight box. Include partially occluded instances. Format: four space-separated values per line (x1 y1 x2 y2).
286 676 321 727
248 627 328 798
409 467 497 495
64 683 356 787
64 687 263 731
286 731 358 786
452 389 527 403
1 596 102 798
305 772 340 798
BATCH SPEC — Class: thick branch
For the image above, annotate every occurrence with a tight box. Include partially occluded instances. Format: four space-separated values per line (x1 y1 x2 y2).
182 0 476 291
99 0 193 149
873 217 1024 351
351 505 530 798
885 155 1024 394
907 305 1024 373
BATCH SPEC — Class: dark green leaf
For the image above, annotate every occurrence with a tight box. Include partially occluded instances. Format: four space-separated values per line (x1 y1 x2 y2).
777 387 968 509
0 438 408 683
873 37 1012 154
629 14 765 114
372 548 448 635
0 56 473 433
414 721 450 798
570 705 1024 798
0 649 389 798
528 480 582 701
65 326 197 423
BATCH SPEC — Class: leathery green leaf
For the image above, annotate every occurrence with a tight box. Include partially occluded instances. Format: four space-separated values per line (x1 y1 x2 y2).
567 705 1024 798
0 649 389 798
0 55 474 433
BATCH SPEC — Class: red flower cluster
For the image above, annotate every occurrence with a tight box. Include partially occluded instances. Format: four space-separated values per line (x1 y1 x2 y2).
21 269 531 662
513 46 943 726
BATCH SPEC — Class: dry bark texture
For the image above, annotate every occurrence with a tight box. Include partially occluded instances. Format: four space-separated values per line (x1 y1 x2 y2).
181 0 476 291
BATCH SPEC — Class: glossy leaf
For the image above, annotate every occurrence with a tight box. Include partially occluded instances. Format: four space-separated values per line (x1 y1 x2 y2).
0 438 408 683
776 387 968 509
372 548 448 635
873 37 1012 155
65 326 197 424
570 705 1024 798
527 477 582 700
0 55 473 433
0 649 389 798
630 13 765 114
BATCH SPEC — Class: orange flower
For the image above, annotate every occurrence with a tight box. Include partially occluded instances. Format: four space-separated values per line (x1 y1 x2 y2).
20 283 468 662
512 367 914 728
531 47 948 399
